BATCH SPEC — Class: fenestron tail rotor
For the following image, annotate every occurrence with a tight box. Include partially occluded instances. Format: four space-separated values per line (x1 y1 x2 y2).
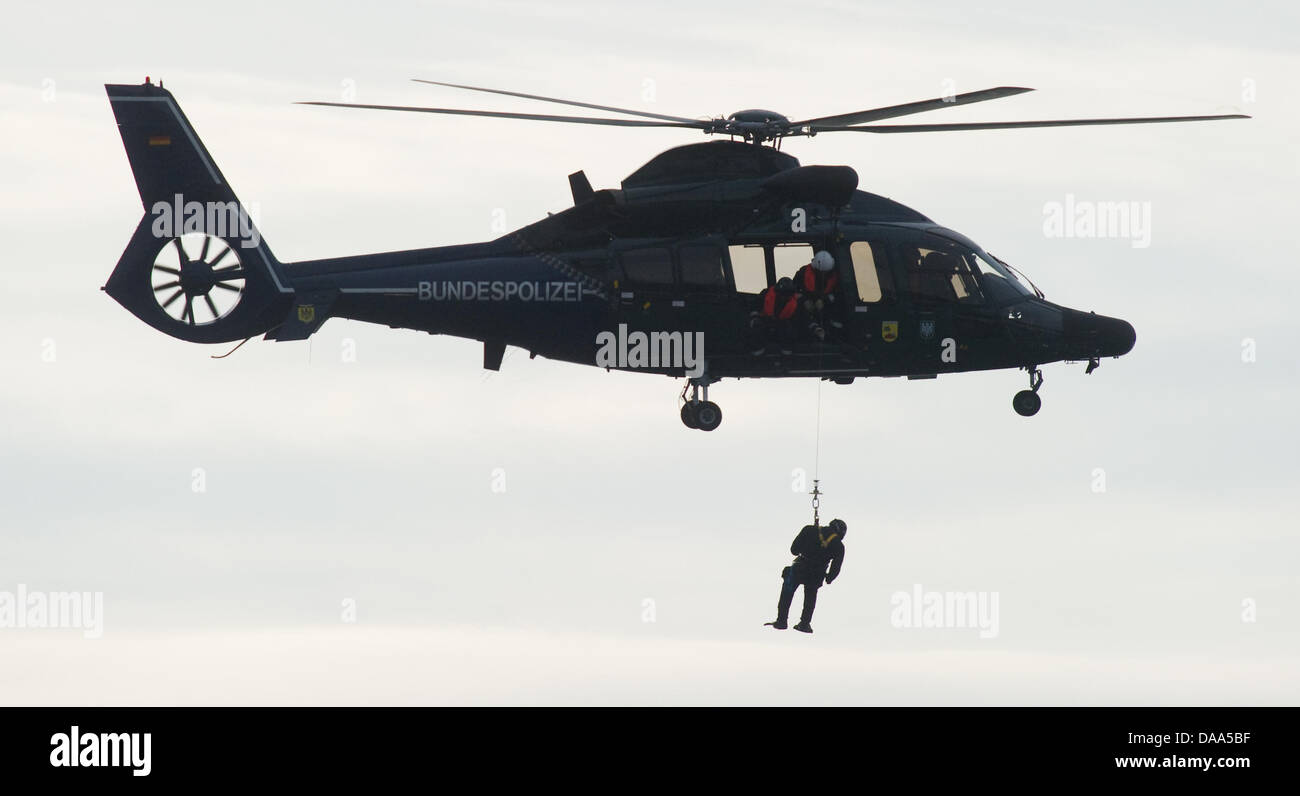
151 233 245 326
298 80 1249 145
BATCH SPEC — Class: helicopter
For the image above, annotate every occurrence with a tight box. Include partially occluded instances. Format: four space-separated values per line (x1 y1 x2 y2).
103 78 1247 430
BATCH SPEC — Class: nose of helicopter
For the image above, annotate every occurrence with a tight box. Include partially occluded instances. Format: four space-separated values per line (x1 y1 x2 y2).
1108 318 1137 357
1064 310 1136 358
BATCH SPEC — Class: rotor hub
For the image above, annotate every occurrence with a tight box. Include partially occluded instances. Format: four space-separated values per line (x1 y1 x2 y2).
721 109 794 142
180 255 219 295
726 109 790 125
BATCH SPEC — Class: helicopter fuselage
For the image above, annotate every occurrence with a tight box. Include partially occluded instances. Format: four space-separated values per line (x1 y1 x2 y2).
288 212 1135 382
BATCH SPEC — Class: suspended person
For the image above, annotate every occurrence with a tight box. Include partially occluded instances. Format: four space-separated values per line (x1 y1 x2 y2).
765 518 847 633
792 250 840 341
747 276 800 355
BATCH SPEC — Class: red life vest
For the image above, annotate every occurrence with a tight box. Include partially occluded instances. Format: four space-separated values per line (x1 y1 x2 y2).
798 264 838 296
761 287 798 320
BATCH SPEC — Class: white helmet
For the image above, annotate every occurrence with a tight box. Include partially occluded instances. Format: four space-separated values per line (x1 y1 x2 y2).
811 251 835 272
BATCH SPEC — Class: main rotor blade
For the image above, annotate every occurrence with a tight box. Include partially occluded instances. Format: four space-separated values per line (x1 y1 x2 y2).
809 113 1250 133
297 101 709 129
412 79 701 124
794 86 1034 127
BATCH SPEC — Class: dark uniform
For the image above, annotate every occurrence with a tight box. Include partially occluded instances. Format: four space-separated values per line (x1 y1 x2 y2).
768 520 846 633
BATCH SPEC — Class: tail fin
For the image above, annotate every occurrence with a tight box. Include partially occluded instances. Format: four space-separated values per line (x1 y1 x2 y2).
104 81 293 343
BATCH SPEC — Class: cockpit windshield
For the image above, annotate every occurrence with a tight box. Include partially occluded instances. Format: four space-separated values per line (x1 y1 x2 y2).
893 241 1034 308
968 249 1034 303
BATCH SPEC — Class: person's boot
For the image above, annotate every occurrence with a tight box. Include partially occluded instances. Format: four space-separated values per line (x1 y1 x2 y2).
764 619 788 630
792 621 813 634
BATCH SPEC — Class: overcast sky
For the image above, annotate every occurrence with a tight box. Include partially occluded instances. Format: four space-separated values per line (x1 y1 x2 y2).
1 0 1297 705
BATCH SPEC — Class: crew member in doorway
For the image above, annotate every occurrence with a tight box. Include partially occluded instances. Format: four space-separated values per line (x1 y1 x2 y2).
765 518 847 633
748 276 800 355
793 250 840 341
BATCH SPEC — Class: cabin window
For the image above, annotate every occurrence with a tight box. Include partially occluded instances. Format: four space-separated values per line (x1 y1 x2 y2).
679 245 728 288
727 244 767 295
621 247 673 285
849 241 893 303
772 243 813 281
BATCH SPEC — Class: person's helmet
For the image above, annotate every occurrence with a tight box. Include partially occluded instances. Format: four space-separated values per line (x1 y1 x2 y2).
829 518 847 537
811 251 835 272
776 277 795 292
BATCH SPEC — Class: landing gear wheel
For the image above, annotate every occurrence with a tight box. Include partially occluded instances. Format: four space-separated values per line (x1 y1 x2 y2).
1012 390 1041 417
1012 366 1044 417
693 401 723 431
680 402 699 429
680 365 721 431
